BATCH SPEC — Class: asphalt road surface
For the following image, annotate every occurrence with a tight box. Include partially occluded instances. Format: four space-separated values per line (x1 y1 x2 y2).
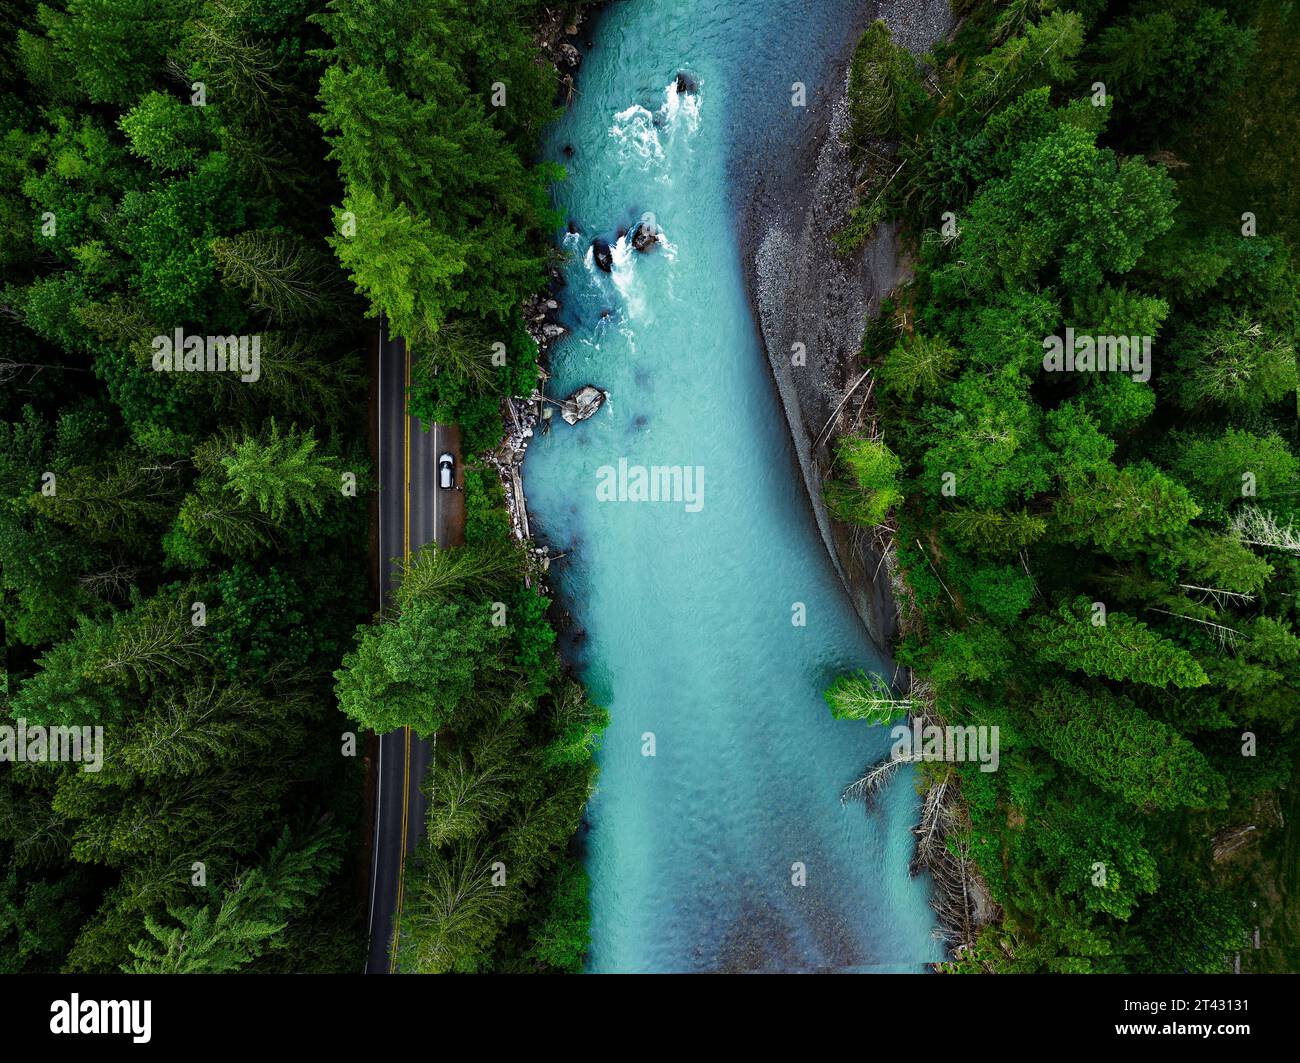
366 320 463 973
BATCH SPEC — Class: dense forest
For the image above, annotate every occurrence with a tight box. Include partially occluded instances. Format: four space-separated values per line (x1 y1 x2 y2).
825 0 1299 971
0 0 371 974
0 0 602 974
5 0 1295 978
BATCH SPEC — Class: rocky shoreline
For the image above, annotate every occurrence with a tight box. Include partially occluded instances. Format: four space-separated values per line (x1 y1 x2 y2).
493 3 651 559
486 5 597 557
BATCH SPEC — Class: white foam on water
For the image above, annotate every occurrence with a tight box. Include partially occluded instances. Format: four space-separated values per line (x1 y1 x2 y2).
608 80 701 173
581 244 602 290
610 233 651 322
660 79 702 139
609 103 664 168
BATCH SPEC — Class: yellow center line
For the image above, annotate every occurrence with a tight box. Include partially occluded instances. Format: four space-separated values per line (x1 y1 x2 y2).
390 343 413 973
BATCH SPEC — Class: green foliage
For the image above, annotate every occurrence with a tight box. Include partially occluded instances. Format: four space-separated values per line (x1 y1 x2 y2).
935 118 1175 299
328 188 468 342
125 825 343 973
334 597 511 737
833 18 928 252
212 230 345 324
510 586 557 672
836 1 1297 972
524 857 593 973
392 538 521 608
1 0 369 971
119 91 214 172
943 507 1047 556
26 0 188 105
12 588 205 728
403 727 592 972
920 374 1051 508
1169 429 1299 510
830 193 891 257
337 526 604 971
0 868 85 973
1030 597 1208 689
823 435 903 527
878 333 957 402
220 421 341 522
403 841 511 973
1091 0 1256 141
1129 870 1247 973
316 0 560 357
968 10 1085 109
117 152 250 321
956 559 1035 625
926 624 1014 688
1169 529 1274 596
847 20 925 148
1053 462 1200 552
307 1 605 972
1031 794 1159 920
541 679 610 771
1170 313 1297 416
1035 683 1228 811
211 563 313 677
463 464 512 544
823 670 908 725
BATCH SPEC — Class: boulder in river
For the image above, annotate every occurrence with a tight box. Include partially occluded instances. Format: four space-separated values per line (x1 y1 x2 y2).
591 237 613 272
631 212 661 253
558 42 581 71
560 385 607 425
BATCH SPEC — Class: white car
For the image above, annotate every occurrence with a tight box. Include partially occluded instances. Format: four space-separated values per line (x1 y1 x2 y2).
438 452 455 490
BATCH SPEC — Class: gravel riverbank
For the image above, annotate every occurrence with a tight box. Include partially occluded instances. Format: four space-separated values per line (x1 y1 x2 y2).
738 0 955 654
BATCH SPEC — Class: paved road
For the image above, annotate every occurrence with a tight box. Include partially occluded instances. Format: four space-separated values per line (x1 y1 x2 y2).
366 320 463 973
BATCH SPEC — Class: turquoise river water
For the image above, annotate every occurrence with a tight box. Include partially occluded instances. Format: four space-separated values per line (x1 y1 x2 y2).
523 0 941 972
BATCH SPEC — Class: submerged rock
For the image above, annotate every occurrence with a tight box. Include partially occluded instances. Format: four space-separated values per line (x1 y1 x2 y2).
592 237 614 272
676 71 698 94
560 385 607 425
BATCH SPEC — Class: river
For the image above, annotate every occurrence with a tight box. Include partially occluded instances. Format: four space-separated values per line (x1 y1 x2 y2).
522 0 941 973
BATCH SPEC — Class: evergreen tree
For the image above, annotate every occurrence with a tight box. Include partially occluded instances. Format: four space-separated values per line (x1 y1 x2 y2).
1034 682 1228 811
220 421 340 522
1031 597 1208 689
